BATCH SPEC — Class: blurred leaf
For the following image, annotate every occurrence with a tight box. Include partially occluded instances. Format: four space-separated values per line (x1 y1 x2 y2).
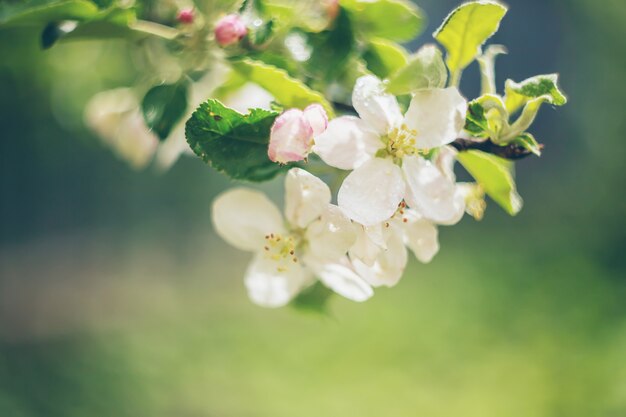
0 0 98 26
186 99 286 181
504 73 567 114
291 281 333 315
41 20 76 48
142 81 189 141
434 1 507 84
457 150 522 215
305 8 355 83
386 44 447 95
342 0 424 42
240 0 274 45
512 132 542 156
477 44 507 95
231 58 334 115
362 38 408 79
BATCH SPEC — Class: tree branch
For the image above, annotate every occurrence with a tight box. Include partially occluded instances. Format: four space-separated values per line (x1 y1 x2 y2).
450 138 541 160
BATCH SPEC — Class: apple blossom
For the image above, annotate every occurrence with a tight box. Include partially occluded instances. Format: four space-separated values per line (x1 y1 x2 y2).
212 168 372 307
214 14 248 47
268 104 328 164
314 75 467 227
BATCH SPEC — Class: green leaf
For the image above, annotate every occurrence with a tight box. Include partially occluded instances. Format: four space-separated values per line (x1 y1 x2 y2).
362 38 408 79
341 0 424 42
291 281 333 315
385 44 447 95
231 58 334 116
512 132 542 157
464 94 508 140
504 73 567 114
457 150 522 216
434 1 507 85
240 0 274 45
185 99 286 182
477 44 507 95
142 81 189 141
0 0 99 27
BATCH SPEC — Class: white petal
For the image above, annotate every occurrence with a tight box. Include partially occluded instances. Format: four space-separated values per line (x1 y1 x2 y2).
349 223 386 267
244 254 312 308
435 145 458 182
212 188 285 252
402 156 465 225
404 87 467 149
338 158 405 226
303 103 328 136
309 257 373 302
352 75 403 134
313 116 381 170
268 109 313 164
402 210 439 263
352 228 408 288
284 168 331 229
305 204 356 263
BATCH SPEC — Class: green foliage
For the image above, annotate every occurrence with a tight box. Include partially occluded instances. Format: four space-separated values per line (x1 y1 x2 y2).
0 0 99 27
362 38 408 79
477 44 507 95
142 81 189 141
434 0 507 85
457 150 522 216
463 94 508 140
504 73 567 114
341 0 424 42
186 99 286 182
231 58 334 115
240 0 274 45
385 44 447 95
512 132 542 157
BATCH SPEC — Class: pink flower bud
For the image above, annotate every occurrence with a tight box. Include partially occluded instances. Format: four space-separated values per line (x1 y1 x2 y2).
268 109 314 164
177 8 194 24
303 104 328 136
325 0 340 21
214 14 248 47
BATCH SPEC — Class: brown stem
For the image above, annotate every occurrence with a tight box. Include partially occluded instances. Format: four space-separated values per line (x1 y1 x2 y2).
450 138 541 160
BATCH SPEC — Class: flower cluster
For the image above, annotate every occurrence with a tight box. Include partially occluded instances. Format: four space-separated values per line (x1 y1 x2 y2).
212 75 476 307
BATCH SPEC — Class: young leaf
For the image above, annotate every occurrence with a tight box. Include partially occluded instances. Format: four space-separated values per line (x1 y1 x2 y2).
142 81 189 141
504 73 567 114
341 0 424 42
457 150 522 215
185 99 285 182
477 44 507 95
362 38 409 79
434 1 507 85
385 44 447 95
464 94 508 140
512 133 542 157
231 58 334 116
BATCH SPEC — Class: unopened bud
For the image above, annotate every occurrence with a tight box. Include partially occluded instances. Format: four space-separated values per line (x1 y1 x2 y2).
302 104 328 136
268 109 314 164
177 8 194 24
214 14 247 47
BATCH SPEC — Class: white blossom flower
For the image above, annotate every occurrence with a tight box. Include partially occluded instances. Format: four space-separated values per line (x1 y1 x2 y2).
212 168 372 307
268 104 328 164
314 75 468 226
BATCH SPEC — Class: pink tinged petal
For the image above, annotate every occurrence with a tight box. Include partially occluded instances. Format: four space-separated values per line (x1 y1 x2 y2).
284 168 331 229
352 75 403 134
305 204 356 263
212 188 285 252
268 109 314 164
313 116 381 170
338 158 405 226
244 254 312 308
403 87 467 149
214 14 248 47
352 228 408 288
402 210 439 263
303 103 328 136
402 156 465 225
309 257 373 302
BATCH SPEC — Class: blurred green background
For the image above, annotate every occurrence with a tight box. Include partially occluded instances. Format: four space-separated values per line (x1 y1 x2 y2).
1 0 625 416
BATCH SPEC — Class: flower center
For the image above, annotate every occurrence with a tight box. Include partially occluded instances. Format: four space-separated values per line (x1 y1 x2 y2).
263 233 300 272
378 124 420 162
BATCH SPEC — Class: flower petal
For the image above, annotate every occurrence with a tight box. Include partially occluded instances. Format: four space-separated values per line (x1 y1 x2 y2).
402 156 465 225
244 254 312 308
404 87 467 149
338 158 405 226
352 75 403 134
212 188 285 252
402 210 439 263
268 109 314 164
352 228 408 288
303 103 328 136
305 204 356 263
313 116 381 170
284 168 331 229
309 257 373 302
349 223 386 267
